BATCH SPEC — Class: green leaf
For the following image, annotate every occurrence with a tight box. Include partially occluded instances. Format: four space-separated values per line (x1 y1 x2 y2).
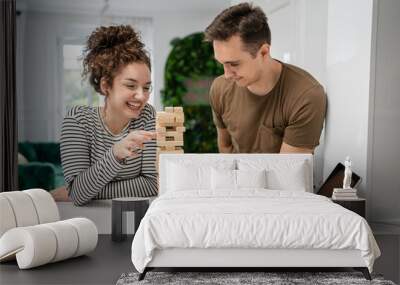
161 32 223 153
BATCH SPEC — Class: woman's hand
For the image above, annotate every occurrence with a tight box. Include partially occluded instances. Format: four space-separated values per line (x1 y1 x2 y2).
112 130 156 161
50 186 71 202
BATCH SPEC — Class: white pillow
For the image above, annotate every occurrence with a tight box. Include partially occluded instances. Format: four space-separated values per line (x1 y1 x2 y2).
211 168 236 190
211 169 267 190
237 159 310 192
266 161 308 191
165 159 235 193
236 169 267 189
167 162 211 191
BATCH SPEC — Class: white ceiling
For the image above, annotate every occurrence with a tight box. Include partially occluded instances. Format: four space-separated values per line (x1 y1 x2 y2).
18 0 232 15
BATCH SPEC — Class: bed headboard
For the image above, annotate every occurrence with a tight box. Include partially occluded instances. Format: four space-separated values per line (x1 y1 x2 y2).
158 153 313 195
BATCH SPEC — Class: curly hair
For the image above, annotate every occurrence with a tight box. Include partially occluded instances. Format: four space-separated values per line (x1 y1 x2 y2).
82 25 151 95
205 3 270 56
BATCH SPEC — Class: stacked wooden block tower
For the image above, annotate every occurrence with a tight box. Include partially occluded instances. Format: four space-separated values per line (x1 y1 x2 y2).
156 107 185 166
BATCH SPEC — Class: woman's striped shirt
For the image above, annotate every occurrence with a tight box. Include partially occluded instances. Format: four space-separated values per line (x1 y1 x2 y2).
60 104 158 206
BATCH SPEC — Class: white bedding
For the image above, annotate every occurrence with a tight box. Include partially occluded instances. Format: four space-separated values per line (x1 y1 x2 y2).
131 190 380 273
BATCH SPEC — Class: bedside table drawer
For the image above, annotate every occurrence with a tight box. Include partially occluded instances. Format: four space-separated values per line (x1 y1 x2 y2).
332 199 366 218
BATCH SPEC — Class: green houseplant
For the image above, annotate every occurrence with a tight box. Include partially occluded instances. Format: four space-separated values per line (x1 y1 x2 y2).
161 32 223 153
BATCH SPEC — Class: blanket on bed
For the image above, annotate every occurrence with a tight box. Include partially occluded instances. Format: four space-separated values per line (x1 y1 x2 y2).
131 190 380 273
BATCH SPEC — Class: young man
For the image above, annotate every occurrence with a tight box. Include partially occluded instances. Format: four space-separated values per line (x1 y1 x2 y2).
205 3 327 154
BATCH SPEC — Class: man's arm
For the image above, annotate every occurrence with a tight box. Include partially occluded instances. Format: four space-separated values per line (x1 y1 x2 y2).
281 85 327 154
280 142 313 154
217 127 234 153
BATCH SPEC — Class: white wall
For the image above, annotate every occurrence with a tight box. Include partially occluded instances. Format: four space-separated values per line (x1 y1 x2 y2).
323 0 374 198
368 0 400 225
300 0 328 190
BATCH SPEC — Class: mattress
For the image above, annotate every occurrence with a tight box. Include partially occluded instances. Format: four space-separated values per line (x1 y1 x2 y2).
131 190 380 273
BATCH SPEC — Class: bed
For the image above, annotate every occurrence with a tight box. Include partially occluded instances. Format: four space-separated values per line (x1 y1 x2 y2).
131 154 380 280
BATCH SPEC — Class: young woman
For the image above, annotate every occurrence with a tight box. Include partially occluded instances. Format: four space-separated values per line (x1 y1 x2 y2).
60 25 157 206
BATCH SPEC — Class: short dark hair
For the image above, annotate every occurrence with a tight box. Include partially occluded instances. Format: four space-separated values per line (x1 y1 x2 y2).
205 2 271 56
82 25 151 95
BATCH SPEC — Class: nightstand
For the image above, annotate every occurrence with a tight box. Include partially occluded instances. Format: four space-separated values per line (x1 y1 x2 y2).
111 197 150 242
331 198 366 218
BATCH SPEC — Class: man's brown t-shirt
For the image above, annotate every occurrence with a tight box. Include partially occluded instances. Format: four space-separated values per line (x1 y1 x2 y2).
209 62 327 153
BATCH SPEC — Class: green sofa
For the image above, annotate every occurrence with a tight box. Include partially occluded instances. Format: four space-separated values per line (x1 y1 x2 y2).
18 142 65 191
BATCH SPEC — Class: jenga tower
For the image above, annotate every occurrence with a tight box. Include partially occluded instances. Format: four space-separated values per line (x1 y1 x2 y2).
156 107 186 171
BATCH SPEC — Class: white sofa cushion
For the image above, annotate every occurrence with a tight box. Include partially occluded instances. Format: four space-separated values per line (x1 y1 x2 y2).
24 188 60 223
0 226 57 268
0 191 40 227
64 218 98 257
0 196 17 237
42 221 79 262
0 218 98 269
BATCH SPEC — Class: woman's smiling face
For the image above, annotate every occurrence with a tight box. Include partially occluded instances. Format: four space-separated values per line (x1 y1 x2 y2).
103 62 152 119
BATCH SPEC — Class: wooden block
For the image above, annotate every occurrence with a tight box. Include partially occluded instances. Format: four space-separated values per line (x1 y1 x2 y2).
157 134 166 141
157 146 183 151
156 127 166 133
164 131 179 136
157 141 184 147
157 121 184 128
157 140 184 147
176 126 186 132
167 114 176 123
173 107 183 113
165 107 174 113
165 132 184 141
157 149 184 154
175 113 184 123
156 117 168 124
157 111 167 115
157 113 175 124
175 113 184 119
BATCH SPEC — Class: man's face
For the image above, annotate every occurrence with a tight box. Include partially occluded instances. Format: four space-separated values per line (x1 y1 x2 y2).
213 35 264 87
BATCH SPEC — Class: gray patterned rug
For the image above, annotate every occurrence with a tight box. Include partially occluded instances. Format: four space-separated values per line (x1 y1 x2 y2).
116 271 396 285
